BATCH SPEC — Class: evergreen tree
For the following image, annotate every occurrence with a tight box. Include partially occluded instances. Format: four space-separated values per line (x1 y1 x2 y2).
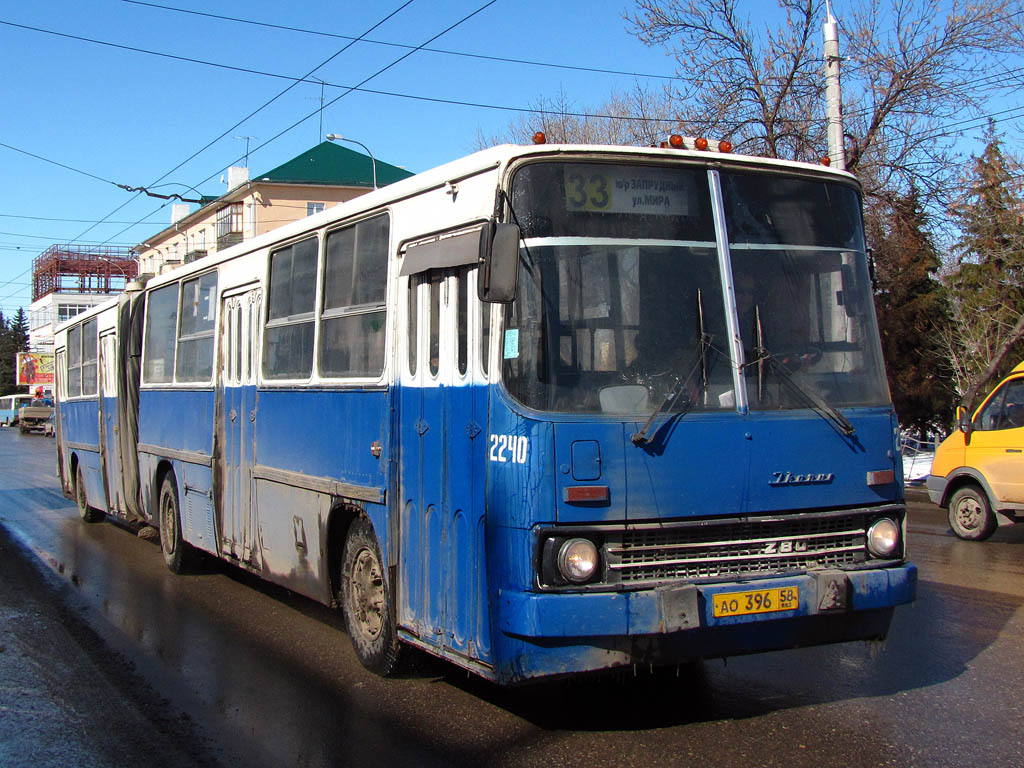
942 125 1024 409
868 190 954 433
0 309 16 396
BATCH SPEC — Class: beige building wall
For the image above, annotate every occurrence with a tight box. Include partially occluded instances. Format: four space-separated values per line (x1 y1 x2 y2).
135 183 370 276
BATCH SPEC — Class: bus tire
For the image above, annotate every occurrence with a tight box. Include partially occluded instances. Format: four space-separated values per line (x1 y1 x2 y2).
948 485 997 541
158 473 197 573
340 517 402 676
75 465 104 523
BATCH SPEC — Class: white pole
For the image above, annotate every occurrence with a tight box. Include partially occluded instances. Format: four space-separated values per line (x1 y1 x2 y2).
823 0 847 170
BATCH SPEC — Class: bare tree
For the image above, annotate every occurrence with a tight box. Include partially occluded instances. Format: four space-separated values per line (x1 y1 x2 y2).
628 0 1024 207
475 85 672 149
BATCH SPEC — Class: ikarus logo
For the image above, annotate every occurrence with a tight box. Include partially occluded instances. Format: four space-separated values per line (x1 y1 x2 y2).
770 471 835 486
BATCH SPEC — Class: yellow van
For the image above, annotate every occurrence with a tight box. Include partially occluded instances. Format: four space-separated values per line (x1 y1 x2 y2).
927 361 1024 540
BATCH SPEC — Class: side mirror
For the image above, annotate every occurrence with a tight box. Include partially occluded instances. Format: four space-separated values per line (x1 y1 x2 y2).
478 220 520 304
957 405 973 434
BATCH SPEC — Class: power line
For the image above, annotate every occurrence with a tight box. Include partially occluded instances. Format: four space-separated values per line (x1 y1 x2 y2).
0 213 165 226
121 0 683 83
77 0 421 247
101 0 502 247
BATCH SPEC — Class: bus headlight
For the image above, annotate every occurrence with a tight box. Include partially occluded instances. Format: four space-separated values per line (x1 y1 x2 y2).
557 538 599 583
867 518 900 558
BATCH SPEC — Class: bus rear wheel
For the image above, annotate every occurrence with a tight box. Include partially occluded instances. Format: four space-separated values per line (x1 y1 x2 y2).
75 465 104 523
948 485 997 541
340 517 402 675
158 473 197 573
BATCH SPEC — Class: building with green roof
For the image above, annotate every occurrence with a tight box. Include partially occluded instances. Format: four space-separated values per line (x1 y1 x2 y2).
134 141 414 276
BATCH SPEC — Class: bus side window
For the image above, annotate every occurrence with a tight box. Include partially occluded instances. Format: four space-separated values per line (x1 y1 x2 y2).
144 283 179 384
264 236 317 380
81 318 98 396
67 325 82 397
177 271 218 383
481 281 490 377
429 273 441 378
407 277 418 377
457 269 468 377
320 214 389 379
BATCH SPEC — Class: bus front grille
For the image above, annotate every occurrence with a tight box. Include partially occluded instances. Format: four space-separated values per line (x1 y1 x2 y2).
605 513 868 584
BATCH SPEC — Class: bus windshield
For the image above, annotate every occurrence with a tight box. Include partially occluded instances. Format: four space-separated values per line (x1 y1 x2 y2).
502 161 890 415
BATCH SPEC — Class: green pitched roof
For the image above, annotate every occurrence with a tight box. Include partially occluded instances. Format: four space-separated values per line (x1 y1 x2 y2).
256 141 413 188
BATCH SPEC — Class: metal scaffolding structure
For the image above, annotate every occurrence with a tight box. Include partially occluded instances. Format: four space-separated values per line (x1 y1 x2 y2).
32 244 139 301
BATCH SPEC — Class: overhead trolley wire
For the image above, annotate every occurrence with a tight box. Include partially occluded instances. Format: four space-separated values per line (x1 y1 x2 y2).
101 0 501 246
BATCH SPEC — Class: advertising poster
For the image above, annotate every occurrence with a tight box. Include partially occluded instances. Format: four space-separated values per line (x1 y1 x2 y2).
17 352 55 388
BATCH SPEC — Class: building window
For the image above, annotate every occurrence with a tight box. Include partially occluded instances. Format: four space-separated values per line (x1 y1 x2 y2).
58 304 89 323
307 202 325 216
217 202 244 248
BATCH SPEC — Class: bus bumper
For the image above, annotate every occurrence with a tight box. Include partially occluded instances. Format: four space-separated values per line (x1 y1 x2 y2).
495 563 916 682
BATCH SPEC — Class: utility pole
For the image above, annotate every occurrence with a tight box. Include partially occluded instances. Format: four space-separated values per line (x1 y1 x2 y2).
823 0 846 170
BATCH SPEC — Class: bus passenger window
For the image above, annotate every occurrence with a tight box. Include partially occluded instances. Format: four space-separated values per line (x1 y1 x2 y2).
429 274 440 377
457 271 468 376
320 214 389 378
81 318 98 396
177 271 218 382
264 236 317 380
144 283 179 383
67 325 82 397
408 278 418 376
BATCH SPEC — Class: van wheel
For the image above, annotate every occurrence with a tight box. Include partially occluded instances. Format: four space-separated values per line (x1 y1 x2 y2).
158 473 197 573
75 465 104 523
948 486 997 541
339 517 402 675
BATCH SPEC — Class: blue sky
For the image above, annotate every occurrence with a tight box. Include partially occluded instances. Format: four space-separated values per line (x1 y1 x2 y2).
0 0 680 315
0 0 1018 318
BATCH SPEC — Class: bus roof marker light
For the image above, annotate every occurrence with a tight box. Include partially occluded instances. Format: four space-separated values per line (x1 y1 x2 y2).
532 132 547 145
694 137 709 150
718 140 733 153
669 134 684 149
821 155 832 166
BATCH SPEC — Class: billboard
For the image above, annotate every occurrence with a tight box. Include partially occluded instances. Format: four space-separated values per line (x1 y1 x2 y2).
17 352 55 388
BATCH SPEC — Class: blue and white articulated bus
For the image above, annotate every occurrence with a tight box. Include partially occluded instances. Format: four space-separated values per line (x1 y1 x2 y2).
54 140 916 684
1 395 34 426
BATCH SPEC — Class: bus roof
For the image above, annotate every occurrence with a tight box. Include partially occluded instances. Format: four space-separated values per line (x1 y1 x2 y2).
56 142 860 316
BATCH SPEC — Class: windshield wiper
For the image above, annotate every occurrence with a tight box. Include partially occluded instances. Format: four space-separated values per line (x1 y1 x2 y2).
752 347 856 436
631 332 712 445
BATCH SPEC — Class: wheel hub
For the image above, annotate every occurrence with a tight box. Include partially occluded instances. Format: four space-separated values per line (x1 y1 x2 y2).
955 498 982 529
350 548 385 640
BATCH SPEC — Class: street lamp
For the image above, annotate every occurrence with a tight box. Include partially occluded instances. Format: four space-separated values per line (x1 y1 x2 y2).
326 133 377 190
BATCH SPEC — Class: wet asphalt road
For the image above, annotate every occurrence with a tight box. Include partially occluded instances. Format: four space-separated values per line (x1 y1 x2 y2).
1 427 1022 767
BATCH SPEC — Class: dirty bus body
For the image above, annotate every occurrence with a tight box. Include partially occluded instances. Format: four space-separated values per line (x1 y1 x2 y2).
53 143 915 685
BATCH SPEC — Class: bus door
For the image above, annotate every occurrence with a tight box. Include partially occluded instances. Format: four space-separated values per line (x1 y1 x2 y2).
98 331 120 513
216 287 262 565
398 264 490 662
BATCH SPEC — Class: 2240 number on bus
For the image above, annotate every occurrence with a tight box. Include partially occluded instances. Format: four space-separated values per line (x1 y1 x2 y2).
712 587 799 618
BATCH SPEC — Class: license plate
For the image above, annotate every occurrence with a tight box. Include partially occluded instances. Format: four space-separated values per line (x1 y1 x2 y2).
712 586 799 618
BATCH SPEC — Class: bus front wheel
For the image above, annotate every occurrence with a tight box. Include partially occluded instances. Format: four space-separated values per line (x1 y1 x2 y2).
340 517 402 675
75 465 103 523
948 485 997 541
159 473 197 573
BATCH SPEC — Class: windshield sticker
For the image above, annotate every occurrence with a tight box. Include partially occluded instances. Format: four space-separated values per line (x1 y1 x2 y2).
504 329 520 359
563 167 693 216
